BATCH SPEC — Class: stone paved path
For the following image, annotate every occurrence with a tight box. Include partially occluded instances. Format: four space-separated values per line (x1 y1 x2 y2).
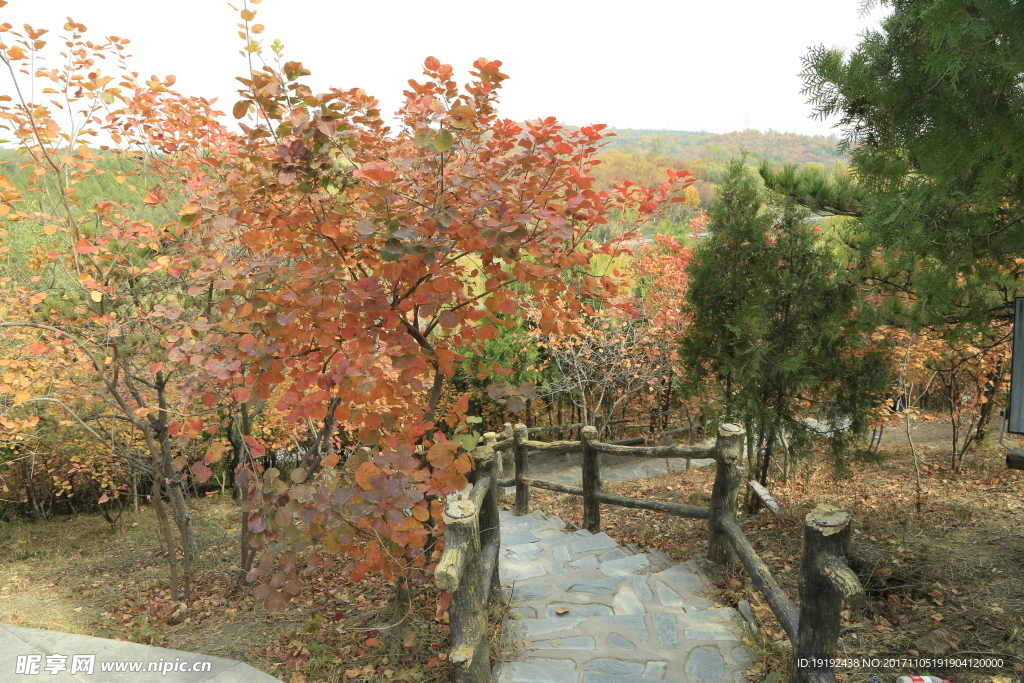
494 509 751 683
2 623 281 682
503 453 716 490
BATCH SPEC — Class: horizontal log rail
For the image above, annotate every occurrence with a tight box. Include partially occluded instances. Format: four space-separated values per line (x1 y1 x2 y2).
585 438 715 460
720 517 799 640
520 477 585 496
526 407 690 435
593 490 709 519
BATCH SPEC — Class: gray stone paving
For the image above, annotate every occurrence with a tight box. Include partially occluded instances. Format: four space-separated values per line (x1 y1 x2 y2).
502 451 716 494
495 509 751 683
1 624 281 682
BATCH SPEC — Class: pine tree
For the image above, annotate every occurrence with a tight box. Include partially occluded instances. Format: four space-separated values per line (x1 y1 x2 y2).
791 0 1024 333
681 161 890 484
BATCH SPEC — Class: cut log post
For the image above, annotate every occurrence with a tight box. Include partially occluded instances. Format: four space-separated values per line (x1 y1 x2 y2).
513 423 529 516
792 505 866 683
435 499 489 683
707 423 744 570
580 426 602 532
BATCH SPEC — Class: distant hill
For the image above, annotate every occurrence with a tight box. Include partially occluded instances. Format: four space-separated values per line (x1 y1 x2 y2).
599 128 849 167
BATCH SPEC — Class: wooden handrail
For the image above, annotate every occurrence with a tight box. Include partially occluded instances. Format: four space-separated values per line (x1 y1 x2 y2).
444 418 864 683
435 435 502 683
501 420 865 683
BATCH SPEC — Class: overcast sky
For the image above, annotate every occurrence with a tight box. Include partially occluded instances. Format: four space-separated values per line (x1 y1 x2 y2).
9 0 889 137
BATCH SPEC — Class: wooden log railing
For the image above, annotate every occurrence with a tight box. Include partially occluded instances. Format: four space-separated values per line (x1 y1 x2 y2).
435 435 502 683
496 421 865 683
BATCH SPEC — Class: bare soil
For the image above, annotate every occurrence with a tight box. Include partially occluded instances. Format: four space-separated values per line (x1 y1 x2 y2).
0 498 482 683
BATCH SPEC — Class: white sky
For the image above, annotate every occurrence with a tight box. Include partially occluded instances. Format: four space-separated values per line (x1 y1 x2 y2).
7 0 889 137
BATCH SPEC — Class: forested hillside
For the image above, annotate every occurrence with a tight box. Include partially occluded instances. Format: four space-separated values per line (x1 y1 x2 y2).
584 128 848 238
600 128 849 167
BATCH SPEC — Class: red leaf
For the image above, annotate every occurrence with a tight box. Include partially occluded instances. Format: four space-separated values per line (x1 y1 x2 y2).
191 461 213 483
353 161 397 184
74 239 99 255
248 513 267 533
264 588 287 611
438 310 459 329
434 591 452 620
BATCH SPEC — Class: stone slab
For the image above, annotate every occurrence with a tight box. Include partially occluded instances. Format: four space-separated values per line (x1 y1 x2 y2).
556 577 624 595
545 604 613 619
530 636 596 650
686 646 727 682
600 554 651 577
571 533 618 554
584 658 644 676
504 529 542 545
507 661 580 683
0 625 280 682
519 618 585 637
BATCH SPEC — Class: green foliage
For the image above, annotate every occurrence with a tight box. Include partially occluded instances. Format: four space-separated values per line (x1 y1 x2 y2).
798 0 1024 333
680 160 891 479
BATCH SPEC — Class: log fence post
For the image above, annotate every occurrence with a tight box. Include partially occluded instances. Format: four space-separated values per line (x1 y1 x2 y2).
513 423 529 516
581 425 601 532
435 500 488 683
792 505 865 683
707 423 744 570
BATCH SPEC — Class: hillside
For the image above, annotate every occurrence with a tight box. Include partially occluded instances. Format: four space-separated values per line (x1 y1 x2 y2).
600 128 849 167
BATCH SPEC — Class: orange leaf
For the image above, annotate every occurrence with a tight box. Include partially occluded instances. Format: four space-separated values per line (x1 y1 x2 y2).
354 461 382 490
353 161 397 184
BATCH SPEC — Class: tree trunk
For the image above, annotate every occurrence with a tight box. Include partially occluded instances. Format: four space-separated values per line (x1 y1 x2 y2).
19 459 44 522
149 468 181 601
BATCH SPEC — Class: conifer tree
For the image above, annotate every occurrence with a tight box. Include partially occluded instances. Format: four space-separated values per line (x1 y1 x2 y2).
787 0 1024 332
681 161 890 484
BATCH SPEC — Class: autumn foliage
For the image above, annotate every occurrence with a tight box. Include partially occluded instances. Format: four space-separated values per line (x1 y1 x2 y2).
0 3 692 611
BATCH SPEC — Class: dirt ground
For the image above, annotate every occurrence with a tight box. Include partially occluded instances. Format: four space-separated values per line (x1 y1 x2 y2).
0 499 464 683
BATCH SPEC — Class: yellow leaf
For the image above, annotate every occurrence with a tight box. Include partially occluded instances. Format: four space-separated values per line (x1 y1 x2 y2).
208 440 225 464
43 224 57 235
90 291 102 302
13 391 30 405
240 8 255 20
